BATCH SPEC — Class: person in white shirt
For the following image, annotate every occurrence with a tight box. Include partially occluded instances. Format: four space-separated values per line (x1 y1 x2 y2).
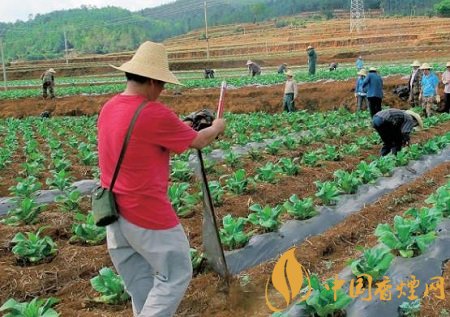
442 62 450 113
408 60 422 107
283 70 298 112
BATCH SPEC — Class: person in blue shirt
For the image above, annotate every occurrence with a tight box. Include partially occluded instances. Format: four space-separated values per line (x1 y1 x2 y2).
355 69 368 111
419 63 440 117
362 67 383 117
356 56 364 71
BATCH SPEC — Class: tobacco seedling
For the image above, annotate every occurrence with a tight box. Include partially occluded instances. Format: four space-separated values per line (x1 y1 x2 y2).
298 274 352 317
219 214 253 249
11 227 58 264
247 204 284 232
375 216 436 258
266 140 283 155
255 162 281 183
315 181 341 205
278 158 300 176
0 297 60 317
349 246 394 282
190 248 204 271
224 169 252 195
70 212 106 245
168 182 198 217
55 189 82 213
334 170 361 194
283 195 317 220
90 267 130 305
2 198 46 226
398 299 421 317
170 160 193 182
374 154 396 175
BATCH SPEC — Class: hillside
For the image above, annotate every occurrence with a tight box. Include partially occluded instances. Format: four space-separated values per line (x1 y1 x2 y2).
0 0 442 62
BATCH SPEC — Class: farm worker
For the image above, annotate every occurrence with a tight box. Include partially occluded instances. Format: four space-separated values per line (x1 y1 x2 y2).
354 69 368 111
408 60 422 107
362 67 383 117
204 68 215 79
355 56 364 71
419 63 439 117
283 70 298 113
40 68 56 99
329 62 338 71
247 60 261 77
277 63 287 74
98 41 225 317
306 45 317 75
441 62 450 113
372 109 423 156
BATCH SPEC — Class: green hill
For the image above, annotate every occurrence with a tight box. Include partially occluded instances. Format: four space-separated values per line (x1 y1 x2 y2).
0 0 440 61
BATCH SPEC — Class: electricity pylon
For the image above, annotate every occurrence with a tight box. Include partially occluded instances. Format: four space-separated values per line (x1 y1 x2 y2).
350 0 365 33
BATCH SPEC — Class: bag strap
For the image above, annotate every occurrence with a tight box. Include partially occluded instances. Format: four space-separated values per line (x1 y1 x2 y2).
109 99 148 191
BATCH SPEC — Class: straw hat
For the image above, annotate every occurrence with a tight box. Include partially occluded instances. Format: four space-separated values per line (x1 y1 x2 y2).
246 60 253 65
285 70 294 77
369 67 377 72
357 69 367 76
110 41 181 85
306 45 313 50
405 110 423 129
410 60 421 67
48 68 56 73
419 63 432 70
446 62 450 67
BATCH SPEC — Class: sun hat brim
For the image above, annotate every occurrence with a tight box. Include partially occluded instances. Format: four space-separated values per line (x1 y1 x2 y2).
358 70 367 76
111 62 181 86
405 110 424 129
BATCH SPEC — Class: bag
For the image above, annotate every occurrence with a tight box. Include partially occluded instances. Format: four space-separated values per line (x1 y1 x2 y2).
91 186 118 227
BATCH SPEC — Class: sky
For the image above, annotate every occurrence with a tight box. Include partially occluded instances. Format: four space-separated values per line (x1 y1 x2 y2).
0 0 176 23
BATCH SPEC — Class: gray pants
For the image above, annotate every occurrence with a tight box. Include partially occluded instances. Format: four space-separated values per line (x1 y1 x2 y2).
356 95 367 111
107 217 192 317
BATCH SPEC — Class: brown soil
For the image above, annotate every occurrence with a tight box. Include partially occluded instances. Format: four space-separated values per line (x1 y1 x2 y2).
1 59 450 315
0 75 412 119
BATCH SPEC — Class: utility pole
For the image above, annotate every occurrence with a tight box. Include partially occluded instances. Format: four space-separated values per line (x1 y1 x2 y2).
0 38 7 91
350 0 366 33
64 29 69 65
204 1 210 60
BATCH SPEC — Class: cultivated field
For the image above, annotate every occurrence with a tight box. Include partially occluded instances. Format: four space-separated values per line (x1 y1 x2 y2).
0 15 449 317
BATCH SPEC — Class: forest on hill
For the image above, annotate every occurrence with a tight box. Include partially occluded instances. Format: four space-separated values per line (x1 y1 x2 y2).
0 0 444 61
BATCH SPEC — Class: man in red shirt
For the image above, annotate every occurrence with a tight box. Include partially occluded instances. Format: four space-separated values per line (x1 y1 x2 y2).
98 41 225 316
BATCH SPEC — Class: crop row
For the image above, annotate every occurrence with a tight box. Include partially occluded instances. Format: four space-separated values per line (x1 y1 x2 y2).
1 63 446 100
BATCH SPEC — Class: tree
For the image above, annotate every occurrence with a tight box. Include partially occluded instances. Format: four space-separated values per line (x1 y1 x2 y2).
435 0 450 16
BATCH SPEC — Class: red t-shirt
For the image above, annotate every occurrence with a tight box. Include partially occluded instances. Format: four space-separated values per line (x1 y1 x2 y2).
98 94 198 229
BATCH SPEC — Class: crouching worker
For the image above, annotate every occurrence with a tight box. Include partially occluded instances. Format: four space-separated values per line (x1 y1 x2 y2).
329 62 338 71
372 109 423 156
98 41 225 317
204 68 215 79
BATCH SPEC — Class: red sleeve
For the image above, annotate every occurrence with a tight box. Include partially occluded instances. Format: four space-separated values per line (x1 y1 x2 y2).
151 106 198 154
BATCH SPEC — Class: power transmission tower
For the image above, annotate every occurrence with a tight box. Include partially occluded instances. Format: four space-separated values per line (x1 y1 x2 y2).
350 0 365 33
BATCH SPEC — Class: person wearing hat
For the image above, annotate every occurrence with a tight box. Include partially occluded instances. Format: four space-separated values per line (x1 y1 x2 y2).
355 55 364 71
283 70 298 112
277 63 288 74
98 41 225 317
40 68 56 99
329 62 338 71
306 45 317 75
408 60 422 107
246 60 261 77
419 63 440 117
372 108 423 156
362 67 384 117
441 62 450 113
355 69 368 111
